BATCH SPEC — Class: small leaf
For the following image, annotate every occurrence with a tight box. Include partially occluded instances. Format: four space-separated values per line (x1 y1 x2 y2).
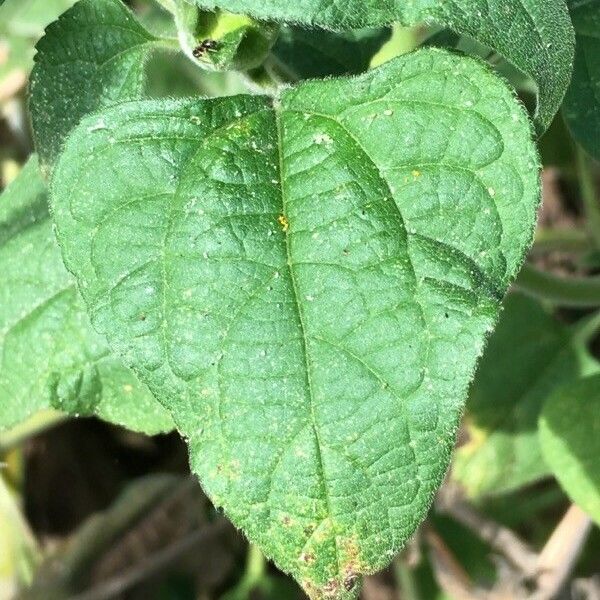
272 26 391 79
562 0 600 159
0 156 173 435
50 49 539 598
29 0 159 172
191 0 574 132
171 3 279 71
454 294 596 497
539 374 600 526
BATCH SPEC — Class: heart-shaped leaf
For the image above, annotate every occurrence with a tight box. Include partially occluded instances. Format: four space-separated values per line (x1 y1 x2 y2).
50 49 539 598
189 0 574 133
0 156 173 435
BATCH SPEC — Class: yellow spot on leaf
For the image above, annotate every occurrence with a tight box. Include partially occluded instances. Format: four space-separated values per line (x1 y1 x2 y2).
278 215 289 232
412 170 421 179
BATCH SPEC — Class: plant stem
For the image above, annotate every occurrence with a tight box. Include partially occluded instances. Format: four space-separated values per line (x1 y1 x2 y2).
394 557 421 600
423 526 482 600
0 410 67 453
221 543 266 600
532 504 593 600
571 309 600 346
245 543 266 584
436 485 538 577
70 520 230 600
515 264 600 307
577 147 600 249
532 228 592 255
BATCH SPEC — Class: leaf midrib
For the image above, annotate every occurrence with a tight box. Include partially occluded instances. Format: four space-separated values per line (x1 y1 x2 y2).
274 104 342 574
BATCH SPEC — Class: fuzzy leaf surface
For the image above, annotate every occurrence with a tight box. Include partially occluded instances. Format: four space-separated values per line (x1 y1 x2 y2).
50 49 539 598
0 157 173 434
190 0 574 132
29 0 159 171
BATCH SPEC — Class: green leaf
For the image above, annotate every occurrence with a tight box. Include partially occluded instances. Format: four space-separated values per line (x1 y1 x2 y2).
190 0 574 132
539 374 600 526
169 3 279 71
50 49 539 598
29 0 160 172
563 0 600 159
0 156 173 435
271 26 391 79
453 294 596 497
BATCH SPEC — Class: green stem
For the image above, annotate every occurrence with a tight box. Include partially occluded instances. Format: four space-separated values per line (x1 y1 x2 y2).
577 147 600 249
394 557 421 600
222 544 266 599
0 410 67 453
532 228 592 255
245 543 266 584
515 264 600 308
571 309 600 347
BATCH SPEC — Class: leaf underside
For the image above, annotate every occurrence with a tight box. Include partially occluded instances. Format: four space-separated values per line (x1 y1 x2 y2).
0 156 173 434
190 0 574 132
51 49 539 598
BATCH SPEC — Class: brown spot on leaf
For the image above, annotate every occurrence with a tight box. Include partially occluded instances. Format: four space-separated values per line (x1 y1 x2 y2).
300 552 315 564
344 572 358 591
323 579 340 597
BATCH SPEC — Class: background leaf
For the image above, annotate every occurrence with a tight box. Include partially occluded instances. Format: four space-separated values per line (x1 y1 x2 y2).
29 0 160 172
271 26 391 79
0 156 173 435
562 0 600 159
0 476 39 599
0 0 77 103
454 293 599 496
190 0 575 132
168 3 280 72
50 48 539 598
539 374 600 526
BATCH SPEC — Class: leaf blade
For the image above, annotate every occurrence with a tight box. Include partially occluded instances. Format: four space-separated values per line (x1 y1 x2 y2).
454 294 594 497
191 0 575 132
539 374 600 526
50 49 540 597
29 0 158 171
0 156 173 435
